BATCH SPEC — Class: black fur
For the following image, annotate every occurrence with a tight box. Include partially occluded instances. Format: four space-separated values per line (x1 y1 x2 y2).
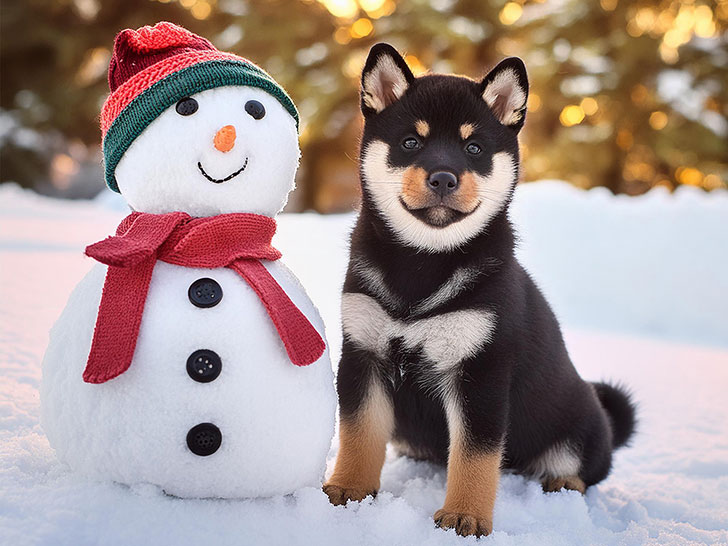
592 382 637 449
337 43 636 489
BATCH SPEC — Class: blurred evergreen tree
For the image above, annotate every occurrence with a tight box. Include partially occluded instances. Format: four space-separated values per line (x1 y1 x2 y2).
0 0 725 207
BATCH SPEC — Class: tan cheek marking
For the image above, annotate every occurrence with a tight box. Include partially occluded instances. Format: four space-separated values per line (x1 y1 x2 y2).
448 171 480 213
400 166 433 208
460 123 476 140
324 382 393 504
415 120 430 138
434 447 502 537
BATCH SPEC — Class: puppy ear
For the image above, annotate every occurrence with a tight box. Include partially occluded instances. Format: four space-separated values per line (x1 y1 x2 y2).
361 43 415 116
479 57 529 131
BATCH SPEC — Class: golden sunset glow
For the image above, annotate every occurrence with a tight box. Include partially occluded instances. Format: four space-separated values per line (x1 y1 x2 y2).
624 2 719 64
499 2 523 25
404 54 427 76
190 0 212 19
5 0 725 211
350 18 374 38
676 166 704 186
616 129 634 151
333 26 352 44
342 51 366 79
580 97 599 116
649 111 668 130
319 0 358 19
527 93 541 112
560 105 586 127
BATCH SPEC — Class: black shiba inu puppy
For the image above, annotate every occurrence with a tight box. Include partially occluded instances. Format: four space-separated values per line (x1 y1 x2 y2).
323 43 636 537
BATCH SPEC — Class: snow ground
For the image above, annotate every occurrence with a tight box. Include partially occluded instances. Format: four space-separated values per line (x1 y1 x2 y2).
1 181 727 545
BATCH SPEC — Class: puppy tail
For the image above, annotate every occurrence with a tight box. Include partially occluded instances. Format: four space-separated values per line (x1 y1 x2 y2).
592 382 637 450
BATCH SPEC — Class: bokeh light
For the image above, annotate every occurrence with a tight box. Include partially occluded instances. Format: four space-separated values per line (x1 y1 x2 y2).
1 0 725 206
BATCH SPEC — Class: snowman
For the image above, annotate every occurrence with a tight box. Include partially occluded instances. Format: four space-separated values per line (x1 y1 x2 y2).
41 22 336 498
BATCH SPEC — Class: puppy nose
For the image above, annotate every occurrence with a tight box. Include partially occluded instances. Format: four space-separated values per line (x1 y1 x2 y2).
214 125 236 153
427 171 459 197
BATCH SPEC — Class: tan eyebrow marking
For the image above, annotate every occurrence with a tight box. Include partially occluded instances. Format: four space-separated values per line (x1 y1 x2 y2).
415 120 430 138
460 123 476 140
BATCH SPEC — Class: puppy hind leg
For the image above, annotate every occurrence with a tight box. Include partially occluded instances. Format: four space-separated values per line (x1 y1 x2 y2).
542 476 586 494
531 443 587 494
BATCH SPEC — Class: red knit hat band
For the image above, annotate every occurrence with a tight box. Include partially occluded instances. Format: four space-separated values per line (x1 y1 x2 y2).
100 49 243 136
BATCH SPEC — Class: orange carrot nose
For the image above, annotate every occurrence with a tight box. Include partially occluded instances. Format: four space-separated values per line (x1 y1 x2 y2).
214 125 236 152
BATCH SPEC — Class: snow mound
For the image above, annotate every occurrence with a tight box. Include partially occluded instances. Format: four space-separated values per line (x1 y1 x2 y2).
509 181 728 349
1 181 727 545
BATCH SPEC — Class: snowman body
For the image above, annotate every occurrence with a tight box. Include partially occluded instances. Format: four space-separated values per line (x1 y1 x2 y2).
42 260 334 498
41 70 336 497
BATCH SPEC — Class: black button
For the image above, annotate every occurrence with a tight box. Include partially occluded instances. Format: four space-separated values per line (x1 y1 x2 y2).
186 349 222 383
188 278 222 308
186 423 222 456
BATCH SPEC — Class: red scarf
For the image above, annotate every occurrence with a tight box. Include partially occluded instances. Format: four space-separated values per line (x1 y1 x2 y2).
82 211 325 384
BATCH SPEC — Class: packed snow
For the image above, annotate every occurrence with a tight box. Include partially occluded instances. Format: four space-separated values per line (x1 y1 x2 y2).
1 181 727 545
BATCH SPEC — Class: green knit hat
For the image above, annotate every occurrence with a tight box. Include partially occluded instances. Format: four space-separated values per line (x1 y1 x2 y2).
100 22 298 193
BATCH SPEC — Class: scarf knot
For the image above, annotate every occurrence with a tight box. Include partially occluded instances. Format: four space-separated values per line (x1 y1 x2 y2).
83 211 325 384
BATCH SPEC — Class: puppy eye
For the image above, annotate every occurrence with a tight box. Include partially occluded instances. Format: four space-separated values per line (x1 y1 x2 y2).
176 97 198 116
245 100 266 120
402 137 420 150
466 142 482 155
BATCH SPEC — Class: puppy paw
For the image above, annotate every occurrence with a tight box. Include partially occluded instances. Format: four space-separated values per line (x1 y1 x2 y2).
322 483 376 506
542 476 586 494
434 508 492 537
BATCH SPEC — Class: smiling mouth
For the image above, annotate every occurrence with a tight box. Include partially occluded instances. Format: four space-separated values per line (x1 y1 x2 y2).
197 157 249 184
399 198 481 228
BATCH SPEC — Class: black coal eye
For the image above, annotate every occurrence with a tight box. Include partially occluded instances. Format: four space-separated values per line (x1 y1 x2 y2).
245 100 266 120
176 97 198 116
402 137 420 150
466 142 482 155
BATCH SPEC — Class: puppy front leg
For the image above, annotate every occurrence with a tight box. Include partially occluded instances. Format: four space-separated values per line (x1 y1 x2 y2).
434 395 503 537
434 444 501 537
324 348 393 505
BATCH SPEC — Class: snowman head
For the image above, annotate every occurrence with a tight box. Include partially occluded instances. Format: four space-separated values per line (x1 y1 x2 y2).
101 22 300 218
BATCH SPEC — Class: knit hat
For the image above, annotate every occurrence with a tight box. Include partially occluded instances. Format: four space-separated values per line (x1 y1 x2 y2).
100 22 299 193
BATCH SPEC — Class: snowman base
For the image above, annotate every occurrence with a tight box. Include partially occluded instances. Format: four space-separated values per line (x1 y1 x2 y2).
42 261 336 499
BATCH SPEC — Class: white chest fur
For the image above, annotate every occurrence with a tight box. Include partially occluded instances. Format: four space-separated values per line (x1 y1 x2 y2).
341 292 497 373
